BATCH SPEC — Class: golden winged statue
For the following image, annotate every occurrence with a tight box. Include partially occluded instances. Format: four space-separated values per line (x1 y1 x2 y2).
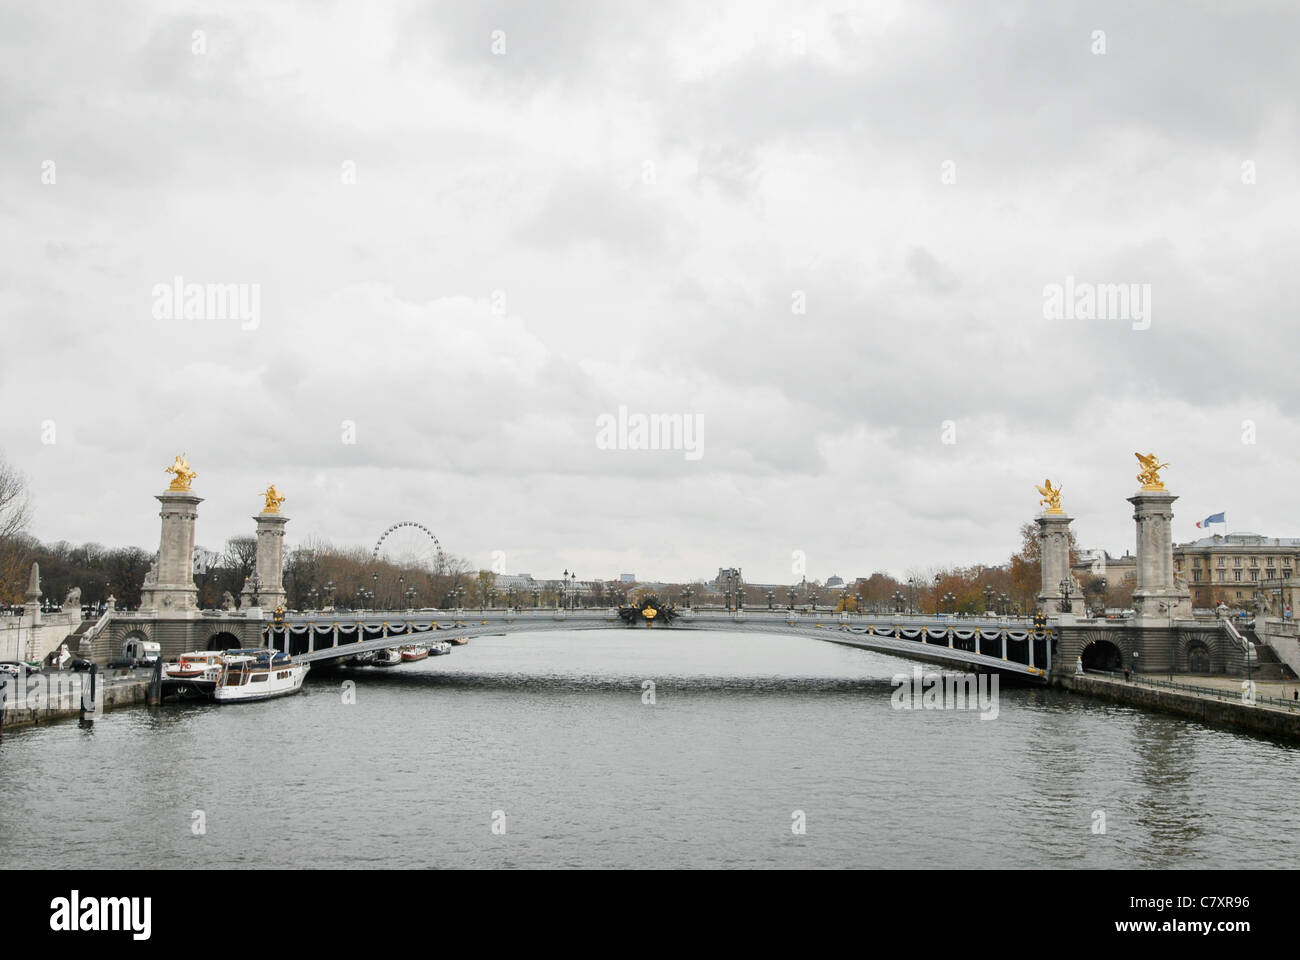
164 453 197 491
263 484 286 514
1035 478 1064 514
1135 452 1169 491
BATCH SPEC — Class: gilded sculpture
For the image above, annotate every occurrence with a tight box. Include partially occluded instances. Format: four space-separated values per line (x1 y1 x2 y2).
165 453 197 491
263 484 286 514
1135 452 1169 491
1035 479 1064 514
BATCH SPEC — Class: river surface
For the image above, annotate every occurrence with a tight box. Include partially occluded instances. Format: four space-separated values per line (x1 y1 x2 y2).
2 630 1298 869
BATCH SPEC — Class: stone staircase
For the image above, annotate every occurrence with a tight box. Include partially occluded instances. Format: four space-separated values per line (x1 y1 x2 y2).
1251 641 1297 682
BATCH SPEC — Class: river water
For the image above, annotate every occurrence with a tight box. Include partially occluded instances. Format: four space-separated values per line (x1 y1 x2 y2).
2 630 1297 869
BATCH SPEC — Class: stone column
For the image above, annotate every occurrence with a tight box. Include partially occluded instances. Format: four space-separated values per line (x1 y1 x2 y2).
254 511 289 610
24 562 42 626
1128 489 1192 620
1037 512 1084 616
139 489 202 613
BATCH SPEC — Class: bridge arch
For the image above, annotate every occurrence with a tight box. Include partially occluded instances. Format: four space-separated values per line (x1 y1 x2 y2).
206 631 242 651
121 629 152 661
1080 638 1123 671
1185 639 1212 673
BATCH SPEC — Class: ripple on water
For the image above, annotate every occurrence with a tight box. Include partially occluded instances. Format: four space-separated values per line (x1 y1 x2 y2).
2 630 1298 868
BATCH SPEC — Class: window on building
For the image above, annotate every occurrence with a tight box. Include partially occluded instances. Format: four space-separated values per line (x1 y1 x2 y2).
1218 557 1226 567
1234 557 1242 567
1251 556 1259 567
1193 570 1202 582
1217 570 1226 581
1236 591 1243 599
1234 570 1242 581
1251 570 1259 581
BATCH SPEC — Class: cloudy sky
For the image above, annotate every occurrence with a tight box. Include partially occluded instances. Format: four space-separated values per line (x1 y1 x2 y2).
1 0 1297 585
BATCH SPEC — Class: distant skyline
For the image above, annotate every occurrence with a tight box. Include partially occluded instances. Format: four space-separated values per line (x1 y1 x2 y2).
2 1 1297 584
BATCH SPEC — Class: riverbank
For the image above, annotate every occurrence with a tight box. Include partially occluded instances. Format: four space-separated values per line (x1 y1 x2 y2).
0 671 154 733
1057 672 1300 742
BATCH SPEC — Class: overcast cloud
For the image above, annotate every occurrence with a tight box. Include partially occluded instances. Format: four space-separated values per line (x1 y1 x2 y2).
1 0 1297 585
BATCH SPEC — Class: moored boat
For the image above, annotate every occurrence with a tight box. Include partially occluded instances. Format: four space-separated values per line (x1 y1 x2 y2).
427 640 453 656
212 649 309 702
399 645 429 662
371 648 403 667
162 651 225 698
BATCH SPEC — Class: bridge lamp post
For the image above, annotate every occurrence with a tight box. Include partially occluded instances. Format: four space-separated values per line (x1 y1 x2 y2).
933 575 942 615
326 580 335 608
984 586 994 615
532 587 540 609
907 578 917 615
766 589 775 610
406 586 416 609
684 586 694 610
999 592 1009 616
787 586 796 610
1058 577 1074 614
398 576 405 610
942 591 955 614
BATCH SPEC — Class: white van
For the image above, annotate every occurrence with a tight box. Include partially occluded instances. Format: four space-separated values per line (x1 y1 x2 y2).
123 638 161 665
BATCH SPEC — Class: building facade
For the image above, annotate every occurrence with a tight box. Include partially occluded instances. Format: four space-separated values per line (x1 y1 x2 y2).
1174 533 1300 612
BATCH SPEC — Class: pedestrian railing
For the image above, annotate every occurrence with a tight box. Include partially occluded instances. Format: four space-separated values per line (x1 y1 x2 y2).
1084 669 1300 710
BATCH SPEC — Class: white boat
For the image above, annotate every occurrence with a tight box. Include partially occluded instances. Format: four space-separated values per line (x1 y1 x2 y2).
427 641 453 657
162 651 225 698
212 650 309 702
371 648 402 667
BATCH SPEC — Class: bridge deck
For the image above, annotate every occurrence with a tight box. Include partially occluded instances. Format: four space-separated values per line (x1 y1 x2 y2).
267 611 1052 680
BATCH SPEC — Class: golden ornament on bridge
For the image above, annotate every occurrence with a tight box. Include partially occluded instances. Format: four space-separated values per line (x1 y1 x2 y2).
1035 479 1064 515
263 484 286 514
1135 452 1169 491
165 453 197 491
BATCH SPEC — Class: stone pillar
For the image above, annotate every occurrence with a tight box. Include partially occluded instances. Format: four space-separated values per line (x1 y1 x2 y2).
139 489 202 613
254 511 288 610
24 562 41 626
1128 489 1193 621
1036 512 1084 616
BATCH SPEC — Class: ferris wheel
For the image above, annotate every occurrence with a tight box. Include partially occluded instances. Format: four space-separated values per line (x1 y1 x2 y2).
373 522 443 572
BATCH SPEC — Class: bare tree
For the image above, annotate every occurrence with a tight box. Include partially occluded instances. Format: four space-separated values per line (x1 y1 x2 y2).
0 455 32 602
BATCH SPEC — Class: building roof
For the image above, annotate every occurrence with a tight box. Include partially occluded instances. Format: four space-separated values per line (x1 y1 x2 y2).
1177 533 1300 550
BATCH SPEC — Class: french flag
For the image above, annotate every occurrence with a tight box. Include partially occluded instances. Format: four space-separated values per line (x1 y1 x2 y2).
1196 512 1225 528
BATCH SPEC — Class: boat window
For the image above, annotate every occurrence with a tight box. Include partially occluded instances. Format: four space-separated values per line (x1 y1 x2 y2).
251 674 268 682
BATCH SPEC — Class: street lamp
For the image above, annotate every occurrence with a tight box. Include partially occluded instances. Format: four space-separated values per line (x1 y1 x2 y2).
907 578 917 614
1058 577 1074 614
933 574 942 615
984 586 995 614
